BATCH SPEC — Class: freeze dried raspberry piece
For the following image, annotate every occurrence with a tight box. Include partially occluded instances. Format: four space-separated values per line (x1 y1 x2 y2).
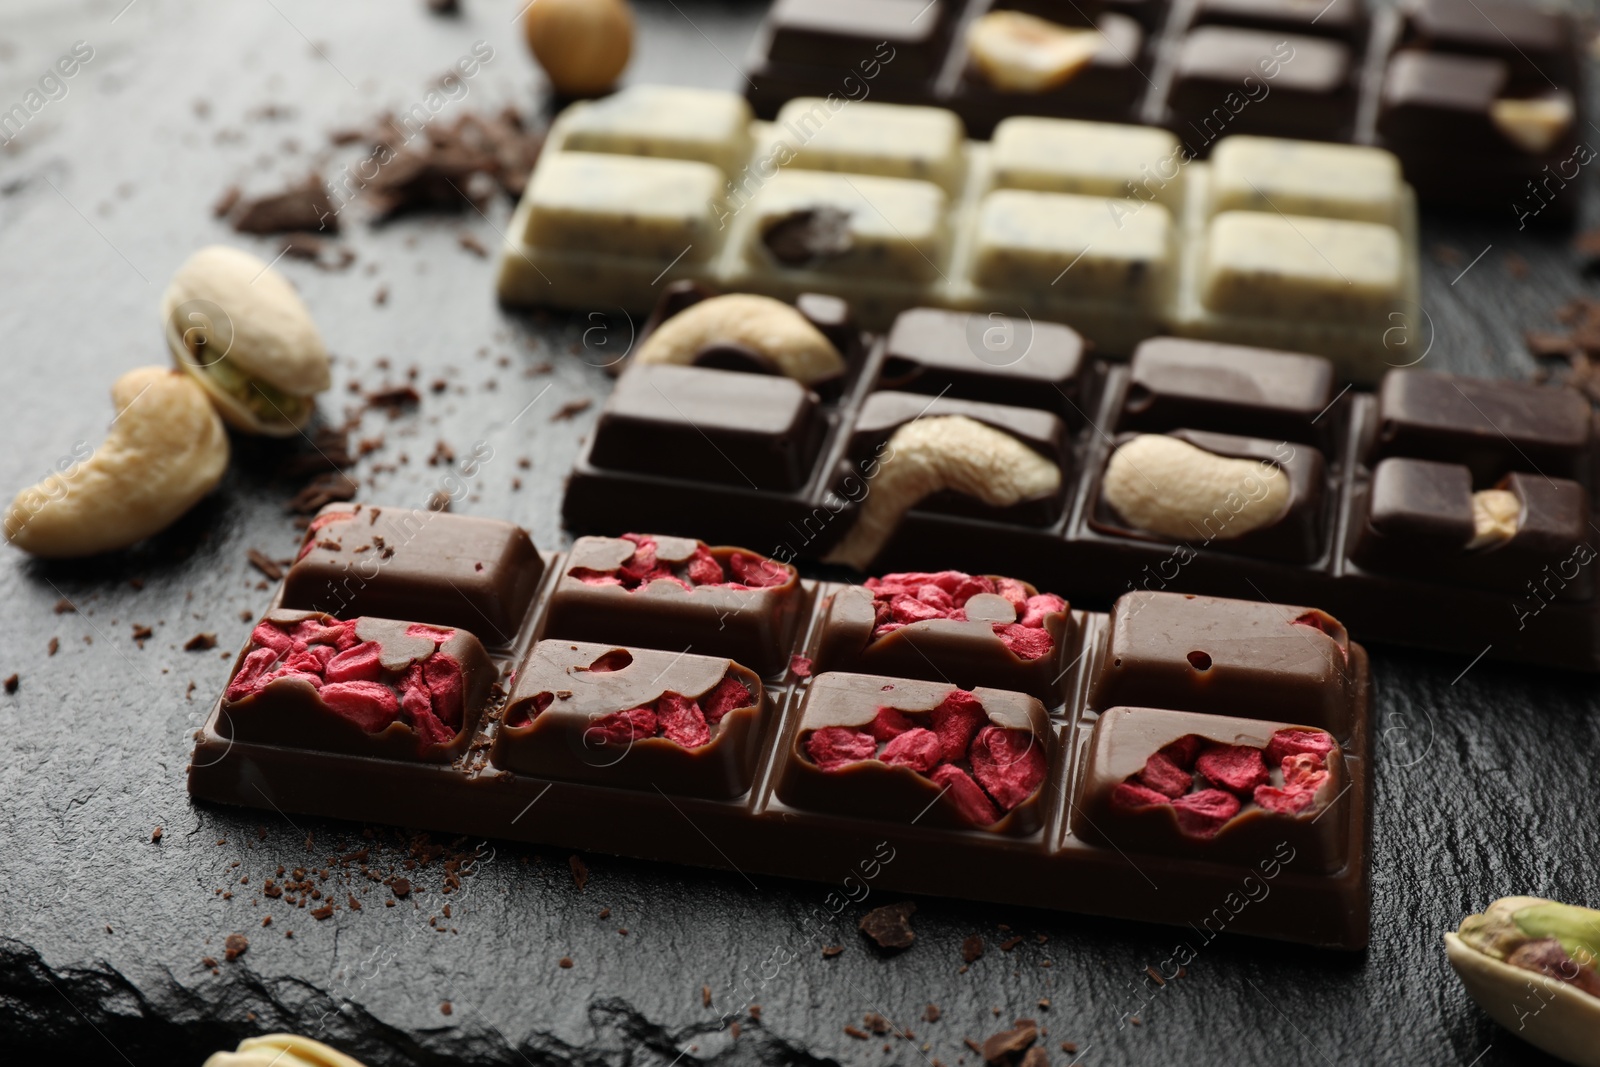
994 623 1052 660
658 693 711 748
1172 788 1241 837
994 578 1030 614
1159 735 1202 769
291 618 357 650
588 707 658 745
868 705 916 740
568 568 625 586
1265 728 1335 767
890 594 945 626
728 551 788 588
970 726 1046 811
1252 784 1320 814
685 545 725 585
789 654 813 678
325 641 382 683
1281 752 1328 789
1195 743 1269 795
1110 780 1173 811
250 622 294 656
1136 751 1192 799
400 664 454 746
1019 593 1067 628
930 689 987 761
226 647 283 700
880 728 942 772
807 726 878 770
282 644 334 675
930 764 1001 827
320 681 401 732
951 573 996 603
405 623 455 643
422 652 465 728
700 675 754 723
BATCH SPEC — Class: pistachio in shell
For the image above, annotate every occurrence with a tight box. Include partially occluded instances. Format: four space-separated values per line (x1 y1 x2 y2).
1446 896 1600 1066
161 244 331 436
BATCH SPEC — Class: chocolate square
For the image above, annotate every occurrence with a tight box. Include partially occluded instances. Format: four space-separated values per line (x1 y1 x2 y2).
764 0 948 82
1089 591 1356 734
878 307 1087 417
281 504 542 645
1191 0 1367 42
1071 706 1351 872
1369 370 1592 483
954 11 1148 125
1167 28 1355 141
1117 337 1338 449
542 535 807 677
774 672 1054 834
590 363 826 491
494 641 767 799
814 577 1073 700
1399 0 1574 87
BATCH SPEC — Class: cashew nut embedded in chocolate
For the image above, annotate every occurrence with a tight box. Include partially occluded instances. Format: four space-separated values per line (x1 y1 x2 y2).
162 244 332 436
1101 434 1290 542
825 415 1062 571
634 293 846 385
966 10 1101 93
1490 93 1575 156
4 367 229 559
204 1033 369 1067
1467 488 1521 550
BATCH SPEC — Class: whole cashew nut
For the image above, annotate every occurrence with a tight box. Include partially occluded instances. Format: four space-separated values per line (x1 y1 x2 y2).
4 367 229 558
205 1034 368 1067
825 414 1061 570
634 294 845 385
1102 434 1290 542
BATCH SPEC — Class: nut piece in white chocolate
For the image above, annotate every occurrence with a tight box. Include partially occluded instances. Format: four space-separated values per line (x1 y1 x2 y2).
1101 434 1290 542
991 117 1186 209
162 244 331 436
1466 488 1521 549
825 415 1061 570
524 152 723 260
772 98 965 193
1490 93 1576 156
634 294 846 384
966 11 1101 94
1208 136 1403 224
1200 211 1403 320
975 190 1172 304
5 367 229 558
561 85 752 174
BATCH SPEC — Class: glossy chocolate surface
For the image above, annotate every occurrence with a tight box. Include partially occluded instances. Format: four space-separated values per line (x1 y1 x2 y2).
1167 29 1356 140
566 313 1600 670
191 533 1374 947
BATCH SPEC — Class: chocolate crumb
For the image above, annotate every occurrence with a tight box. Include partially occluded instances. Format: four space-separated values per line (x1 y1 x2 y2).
1000 936 1024 952
962 934 985 962
844 1025 870 1040
1145 965 1165 986
598 907 610 919
702 985 712 1008
864 1013 890 1035
3 674 17 694
288 472 359 515
859 900 917 951
311 904 334 920
367 384 422 410
1018 1048 1049 1067
558 956 573 969
550 398 593 422
391 877 411 899
457 232 488 258
441 1000 453 1015
212 184 241 218
229 174 337 235
185 632 218 652
1060 1041 1077 1053
223 933 249 961
923 1004 941 1022
749 1005 762 1021
131 624 154 647
822 945 844 958
426 489 452 513
53 598 76 614
200 956 218 969
47 637 59 656
569 854 589 890
374 285 389 305
980 1020 1037 1064
151 826 163 843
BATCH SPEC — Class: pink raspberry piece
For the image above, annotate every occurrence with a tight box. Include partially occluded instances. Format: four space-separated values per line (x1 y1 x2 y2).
970 726 1046 811
950 575 995 605
325 641 382 684
1172 788 1242 837
700 675 754 723
994 623 1053 660
728 551 788 588
658 693 711 748
1253 784 1320 815
930 764 1001 827
1136 751 1193 799
618 535 660 584
320 681 401 732
569 568 624 586
399 664 453 745
226 647 282 700
685 545 725 585
423 652 464 728
890 594 944 626
250 622 293 656
880 728 942 772
806 726 878 770
283 646 333 676
1019 593 1067 628
1159 735 1202 770
588 707 658 746
1196 743 1270 795
1265 729 1335 767
994 578 1030 614
914 583 954 612
930 689 987 762
1110 781 1173 811
404 623 454 644
1281 752 1328 788
868 705 916 740
788 655 813 678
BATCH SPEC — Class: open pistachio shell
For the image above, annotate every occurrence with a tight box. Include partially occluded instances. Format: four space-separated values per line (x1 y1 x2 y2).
161 245 331 436
1446 898 1600 1067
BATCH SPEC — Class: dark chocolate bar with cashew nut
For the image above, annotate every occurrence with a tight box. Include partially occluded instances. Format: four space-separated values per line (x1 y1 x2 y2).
190 517 1373 948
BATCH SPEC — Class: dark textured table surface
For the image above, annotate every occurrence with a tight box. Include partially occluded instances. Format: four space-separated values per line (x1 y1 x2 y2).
1 1 1596 1063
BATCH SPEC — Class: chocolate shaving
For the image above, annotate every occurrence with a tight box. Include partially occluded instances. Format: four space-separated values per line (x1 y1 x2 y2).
569 854 588 890
550 398 592 422
53 598 76 614
962 934 985 962
981 1020 1038 1064
457 232 488 258
822 944 844 958
185 633 218 652
47 637 58 656
247 549 284 581
288 472 359 515
859 900 916 951
763 206 853 267
223 933 249 961
367 385 421 409
229 174 338 235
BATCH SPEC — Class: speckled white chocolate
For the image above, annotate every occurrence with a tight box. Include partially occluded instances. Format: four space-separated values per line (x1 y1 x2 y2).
974 190 1173 305
772 98 966 193
1208 137 1403 224
559 85 753 174
743 169 950 282
991 117 1186 210
522 152 723 261
1199 211 1403 320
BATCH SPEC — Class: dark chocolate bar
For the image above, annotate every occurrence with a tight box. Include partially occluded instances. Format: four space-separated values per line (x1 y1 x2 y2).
563 292 1600 670
190 517 1373 948
739 0 1587 219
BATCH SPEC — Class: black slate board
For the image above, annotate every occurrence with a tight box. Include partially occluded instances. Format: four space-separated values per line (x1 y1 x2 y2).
0 1 1595 1064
